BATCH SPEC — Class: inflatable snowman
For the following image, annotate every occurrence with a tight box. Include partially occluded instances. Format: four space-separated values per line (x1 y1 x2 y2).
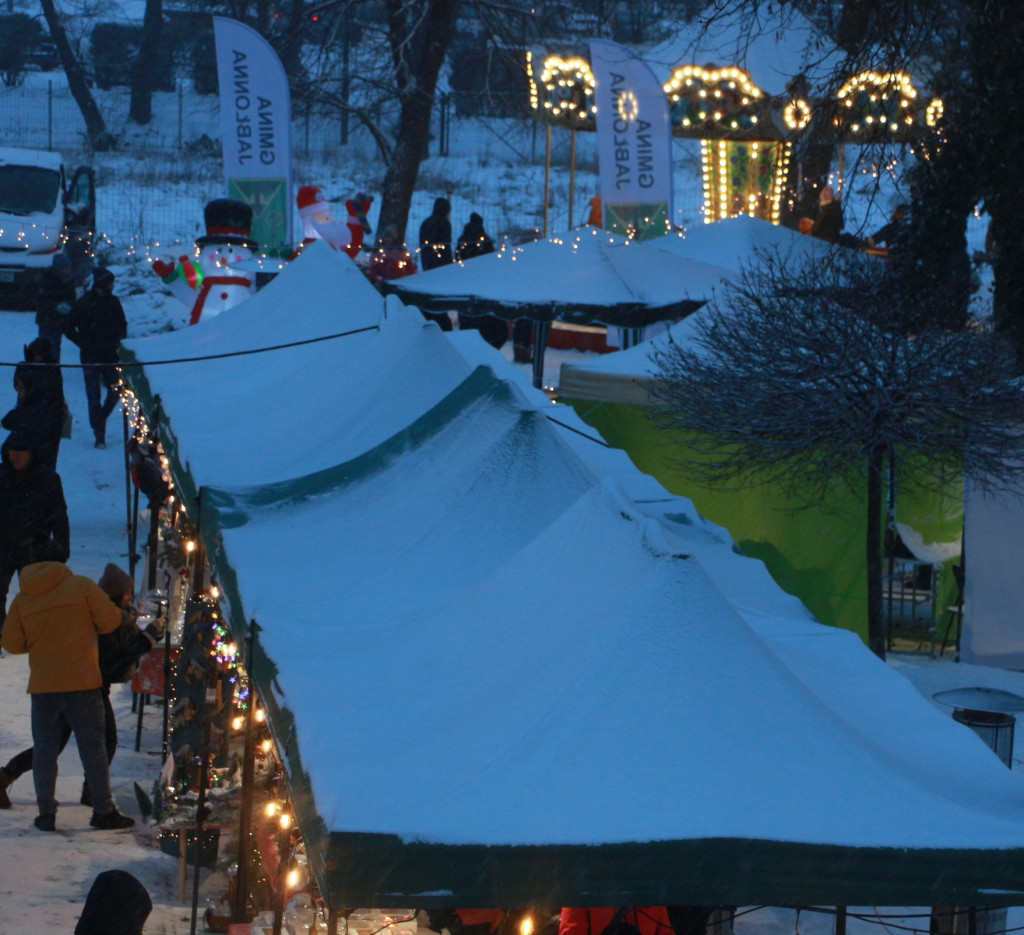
152 199 258 325
294 184 372 260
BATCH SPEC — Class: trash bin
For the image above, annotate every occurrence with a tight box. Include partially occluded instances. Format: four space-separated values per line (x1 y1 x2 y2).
951 708 1015 769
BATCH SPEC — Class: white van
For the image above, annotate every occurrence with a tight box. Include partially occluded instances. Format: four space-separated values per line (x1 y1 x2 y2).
0 146 96 302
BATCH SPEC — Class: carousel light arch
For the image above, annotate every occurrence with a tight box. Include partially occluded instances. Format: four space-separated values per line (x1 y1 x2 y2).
527 49 944 231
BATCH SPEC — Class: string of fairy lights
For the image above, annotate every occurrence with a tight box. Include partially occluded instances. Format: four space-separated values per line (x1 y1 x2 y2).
117 379 321 922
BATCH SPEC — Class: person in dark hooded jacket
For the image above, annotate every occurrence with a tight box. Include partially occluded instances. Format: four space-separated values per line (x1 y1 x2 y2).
34 252 75 363
417 197 455 331
454 212 507 348
75 869 152 934
65 267 127 449
0 430 69 637
2 337 66 470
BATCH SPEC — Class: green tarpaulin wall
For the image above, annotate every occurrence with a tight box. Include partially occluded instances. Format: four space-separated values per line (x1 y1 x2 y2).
561 398 963 644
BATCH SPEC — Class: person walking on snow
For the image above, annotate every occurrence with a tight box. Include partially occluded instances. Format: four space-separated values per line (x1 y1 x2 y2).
0 430 70 638
1 559 135 832
0 562 164 810
34 253 75 363
65 267 126 449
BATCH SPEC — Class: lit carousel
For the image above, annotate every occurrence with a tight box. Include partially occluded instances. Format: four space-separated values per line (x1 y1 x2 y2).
527 8 943 230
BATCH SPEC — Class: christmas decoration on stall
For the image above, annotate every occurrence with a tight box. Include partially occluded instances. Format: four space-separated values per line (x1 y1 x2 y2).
168 596 238 790
150 198 258 325
293 185 373 260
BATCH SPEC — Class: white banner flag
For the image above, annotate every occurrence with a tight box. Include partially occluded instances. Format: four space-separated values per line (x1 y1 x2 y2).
590 39 673 241
214 16 292 251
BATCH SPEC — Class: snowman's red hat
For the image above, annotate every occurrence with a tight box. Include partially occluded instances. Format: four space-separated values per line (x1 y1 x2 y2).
297 185 327 218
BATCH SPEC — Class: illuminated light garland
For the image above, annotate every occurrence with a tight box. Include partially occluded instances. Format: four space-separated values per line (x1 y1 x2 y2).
784 98 812 130
926 97 944 127
833 70 920 136
664 65 764 131
533 55 597 126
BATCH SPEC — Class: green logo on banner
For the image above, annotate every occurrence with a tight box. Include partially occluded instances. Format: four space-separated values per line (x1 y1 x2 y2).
604 201 670 241
228 178 289 252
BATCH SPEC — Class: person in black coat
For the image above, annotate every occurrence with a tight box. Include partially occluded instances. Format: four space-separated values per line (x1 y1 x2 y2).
809 186 844 243
455 212 507 349
417 197 455 331
34 253 75 363
65 267 127 448
2 338 66 470
0 430 70 637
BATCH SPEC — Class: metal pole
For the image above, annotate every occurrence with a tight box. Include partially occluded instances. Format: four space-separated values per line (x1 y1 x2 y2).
160 606 171 762
835 907 847 935
233 619 258 924
129 484 140 581
48 80 53 151
191 489 205 596
189 714 212 935
569 129 576 229
123 408 133 538
272 817 290 935
543 126 551 238
341 31 350 145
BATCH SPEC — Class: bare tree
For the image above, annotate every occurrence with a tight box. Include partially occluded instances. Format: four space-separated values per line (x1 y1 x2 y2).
375 0 459 242
711 0 1024 359
129 0 164 125
40 0 116 151
648 247 1024 659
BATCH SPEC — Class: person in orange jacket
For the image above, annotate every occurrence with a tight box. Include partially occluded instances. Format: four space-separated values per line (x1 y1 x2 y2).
1 560 135 832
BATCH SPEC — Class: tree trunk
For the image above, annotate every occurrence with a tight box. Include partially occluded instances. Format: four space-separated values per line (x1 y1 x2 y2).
40 0 116 151
866 444 887 660
273 0 307 79
377 0 459 244
129 0 164 126
988 197 1024 366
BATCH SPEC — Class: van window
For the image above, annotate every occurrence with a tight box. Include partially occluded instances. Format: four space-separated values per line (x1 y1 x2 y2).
0 166 62 216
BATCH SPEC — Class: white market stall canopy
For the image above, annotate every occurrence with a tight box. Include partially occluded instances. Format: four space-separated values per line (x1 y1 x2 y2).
122 244 1024 909
381 228 731 327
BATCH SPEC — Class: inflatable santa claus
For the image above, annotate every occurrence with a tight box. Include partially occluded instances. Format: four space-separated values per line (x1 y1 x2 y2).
294 185 372 259
152 199 258 325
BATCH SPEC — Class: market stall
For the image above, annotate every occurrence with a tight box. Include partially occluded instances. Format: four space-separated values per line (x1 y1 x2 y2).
382 227 732 386
121 244 1024 920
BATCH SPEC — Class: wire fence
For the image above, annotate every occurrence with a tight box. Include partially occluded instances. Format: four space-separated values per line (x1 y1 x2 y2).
0 80 982 260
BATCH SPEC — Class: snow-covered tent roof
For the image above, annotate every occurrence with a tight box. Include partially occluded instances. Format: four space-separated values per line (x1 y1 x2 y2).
122 245 1024 909
382 228 730 327
650 214 835 276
